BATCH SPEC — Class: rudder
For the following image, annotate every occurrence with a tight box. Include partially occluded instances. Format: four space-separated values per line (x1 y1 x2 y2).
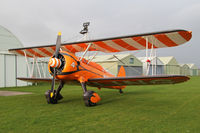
117 66 126 77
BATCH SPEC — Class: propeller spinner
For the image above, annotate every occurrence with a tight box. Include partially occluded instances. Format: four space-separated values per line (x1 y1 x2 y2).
49 58 62 68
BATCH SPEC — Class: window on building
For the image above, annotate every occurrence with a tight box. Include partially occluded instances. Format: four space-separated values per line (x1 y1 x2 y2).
129 58 134 64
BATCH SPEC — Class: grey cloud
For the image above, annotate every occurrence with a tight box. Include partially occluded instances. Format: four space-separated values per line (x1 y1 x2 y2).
0 0 199 66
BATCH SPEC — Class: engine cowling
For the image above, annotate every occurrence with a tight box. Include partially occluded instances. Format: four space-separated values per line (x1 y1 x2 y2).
48 51 79 79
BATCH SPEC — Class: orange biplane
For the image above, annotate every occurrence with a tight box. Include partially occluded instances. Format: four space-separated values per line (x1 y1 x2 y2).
9 23 192 106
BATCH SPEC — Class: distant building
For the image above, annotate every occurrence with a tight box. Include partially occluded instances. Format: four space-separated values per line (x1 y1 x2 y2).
0 25 29 88
158 56 181 75
138 57 164 75
180 64 190 76
89 54 143 76
187 64 199 76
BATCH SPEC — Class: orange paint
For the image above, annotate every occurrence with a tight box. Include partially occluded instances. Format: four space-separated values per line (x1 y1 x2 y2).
117 66 126 77
26 49 43 57
132 37 157 49
154 34 177 47
64 45 78 53
48 51 114 86
90 93 101 103
16 50 33 57
93 41 119 52
38 48 52 56
49 58 62 68
178 31 192 41
112 39 138 50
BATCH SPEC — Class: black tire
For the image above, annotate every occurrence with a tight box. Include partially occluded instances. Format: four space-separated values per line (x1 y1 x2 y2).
83 91 97 106
45 90 58 104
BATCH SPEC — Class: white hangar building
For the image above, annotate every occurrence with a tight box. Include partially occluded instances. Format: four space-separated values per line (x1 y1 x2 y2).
138 57 164 75
0 25 29 88
0 26 52 88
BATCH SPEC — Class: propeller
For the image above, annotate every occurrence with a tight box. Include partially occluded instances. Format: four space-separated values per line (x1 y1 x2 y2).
50 32 62 96
55 32 61 58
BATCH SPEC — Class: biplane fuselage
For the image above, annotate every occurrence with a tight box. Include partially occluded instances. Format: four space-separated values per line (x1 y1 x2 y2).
49 51 112 83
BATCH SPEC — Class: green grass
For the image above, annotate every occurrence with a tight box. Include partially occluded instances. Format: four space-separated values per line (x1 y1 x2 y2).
0 77 200 133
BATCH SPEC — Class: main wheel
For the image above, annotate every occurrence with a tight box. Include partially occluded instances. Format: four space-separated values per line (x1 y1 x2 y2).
83 91 101 106
45 90 58 104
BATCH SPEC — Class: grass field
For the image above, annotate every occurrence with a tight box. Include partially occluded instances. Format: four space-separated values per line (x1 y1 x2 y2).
0 77 200 133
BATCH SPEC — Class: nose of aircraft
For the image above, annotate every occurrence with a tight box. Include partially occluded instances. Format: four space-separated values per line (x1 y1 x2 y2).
49 58 62 68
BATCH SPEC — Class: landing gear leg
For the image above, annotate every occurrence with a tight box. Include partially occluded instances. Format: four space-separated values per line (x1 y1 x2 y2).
45 81 64 104
55 81 64 100
81 82 101 107
119 89 123 94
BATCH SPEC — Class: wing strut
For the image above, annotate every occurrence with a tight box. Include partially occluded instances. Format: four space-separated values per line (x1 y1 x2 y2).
144 36 157 76
24 50 32 77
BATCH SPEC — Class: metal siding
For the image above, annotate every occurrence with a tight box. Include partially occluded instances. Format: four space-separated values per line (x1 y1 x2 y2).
0 55 5 87
164 65 180 75
44 62 51 77
118 65 142 76
97 62 118 75
191 69 198 76
32 62 51 78
32 64 38 77
118 55 142 66
180 65 190 76
17 56 28 86
5 55 16 87
148 65 164 75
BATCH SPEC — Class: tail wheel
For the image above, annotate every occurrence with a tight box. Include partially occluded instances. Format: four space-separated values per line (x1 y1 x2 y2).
83 91 101 106
45 90 58 104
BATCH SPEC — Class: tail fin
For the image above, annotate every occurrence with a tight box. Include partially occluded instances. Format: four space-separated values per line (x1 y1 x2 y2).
117 66 126 77
116 66 126 89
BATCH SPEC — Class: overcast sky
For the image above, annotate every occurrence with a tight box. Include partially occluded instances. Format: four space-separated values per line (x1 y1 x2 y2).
0 0 200 67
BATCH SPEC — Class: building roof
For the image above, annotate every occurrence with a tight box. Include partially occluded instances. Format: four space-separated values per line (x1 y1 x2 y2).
179 64 190 68
158 56 179 65
0 25 23 52
187 64 198 69
138 57 164 65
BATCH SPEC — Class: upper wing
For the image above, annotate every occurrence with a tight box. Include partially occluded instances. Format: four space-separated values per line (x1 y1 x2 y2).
87 75 189 88
9 29 192 58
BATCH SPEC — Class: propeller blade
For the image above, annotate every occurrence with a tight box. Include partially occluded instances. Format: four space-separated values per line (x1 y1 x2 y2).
50 32 61 94
55 32 61 58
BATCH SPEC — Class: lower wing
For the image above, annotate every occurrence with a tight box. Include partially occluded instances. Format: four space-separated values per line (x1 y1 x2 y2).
87 75 189 88
18 75 189 88
17 77 79 85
